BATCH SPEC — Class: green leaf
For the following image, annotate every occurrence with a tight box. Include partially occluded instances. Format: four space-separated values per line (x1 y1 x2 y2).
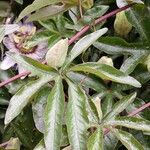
7 52 57 77
34 139 46 150
32 86 50 133
111 128 144 150
85 97 99 124
5 75 55 125
103 92 136 122
67 71 106 92
27 4 71 22
60 126 69 147
70 63 141 87
102 93 114 117
17 0 61 22
126 4 150 42
104 132 118 150
94 37 149 74
107 116 150 132
87 127 103 150
65 28 108 67
66 80 89 150
44 77 65 150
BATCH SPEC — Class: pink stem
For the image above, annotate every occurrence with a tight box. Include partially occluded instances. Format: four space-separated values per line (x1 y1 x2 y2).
104 102 150 135
0 71 31 88
0 4 134 88
68 3 134 45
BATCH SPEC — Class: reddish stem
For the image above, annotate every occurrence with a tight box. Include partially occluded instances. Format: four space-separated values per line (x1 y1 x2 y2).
0 4 134 88
0 71 31 88
68 3 134 45
104 102 150 135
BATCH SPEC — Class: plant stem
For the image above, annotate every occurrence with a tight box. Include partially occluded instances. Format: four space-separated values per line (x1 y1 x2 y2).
68 3 134 45
104 102 150 135
0 71 31 88
0 4 134 88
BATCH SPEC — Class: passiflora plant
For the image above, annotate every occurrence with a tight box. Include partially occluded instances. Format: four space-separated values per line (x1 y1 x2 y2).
3 26 150 150
0 0 150 150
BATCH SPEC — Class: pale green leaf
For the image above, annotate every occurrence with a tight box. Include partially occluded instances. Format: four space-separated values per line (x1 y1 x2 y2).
4 76 54 125
111 128 144 150
70 63 141 87
107 116 150 132
87 127 103 150
103 92 136 122
44 77 65 150
7 52 57 77
66 80 89 150
65 28 108 67
27 4 71 22
17 0 61 22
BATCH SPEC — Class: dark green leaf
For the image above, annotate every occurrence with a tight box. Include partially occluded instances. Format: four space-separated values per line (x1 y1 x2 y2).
126 4 150 42
34 139 45 150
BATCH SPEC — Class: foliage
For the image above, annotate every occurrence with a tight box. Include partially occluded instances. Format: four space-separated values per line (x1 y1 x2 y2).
0 0 150 150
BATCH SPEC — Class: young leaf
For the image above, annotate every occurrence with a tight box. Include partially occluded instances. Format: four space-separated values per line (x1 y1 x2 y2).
111 128 144 150
66 80 89 150
46 38 68 68
70 63 141 87
5 76 54 125
17 0 61 22
103 92 136 122
65 28 108 67
44 77 65 150
87 127 103 150
107 116 150 132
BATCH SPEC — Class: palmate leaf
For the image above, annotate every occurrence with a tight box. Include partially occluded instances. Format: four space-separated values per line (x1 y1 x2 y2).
94 37 149 74
111 128 144 150
17 0 61 22
103 92 136 122
44 77 65 150
66 80 89 150
4 75 55 125
87 127 103 150
106 116 150 132
69 63 141 87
